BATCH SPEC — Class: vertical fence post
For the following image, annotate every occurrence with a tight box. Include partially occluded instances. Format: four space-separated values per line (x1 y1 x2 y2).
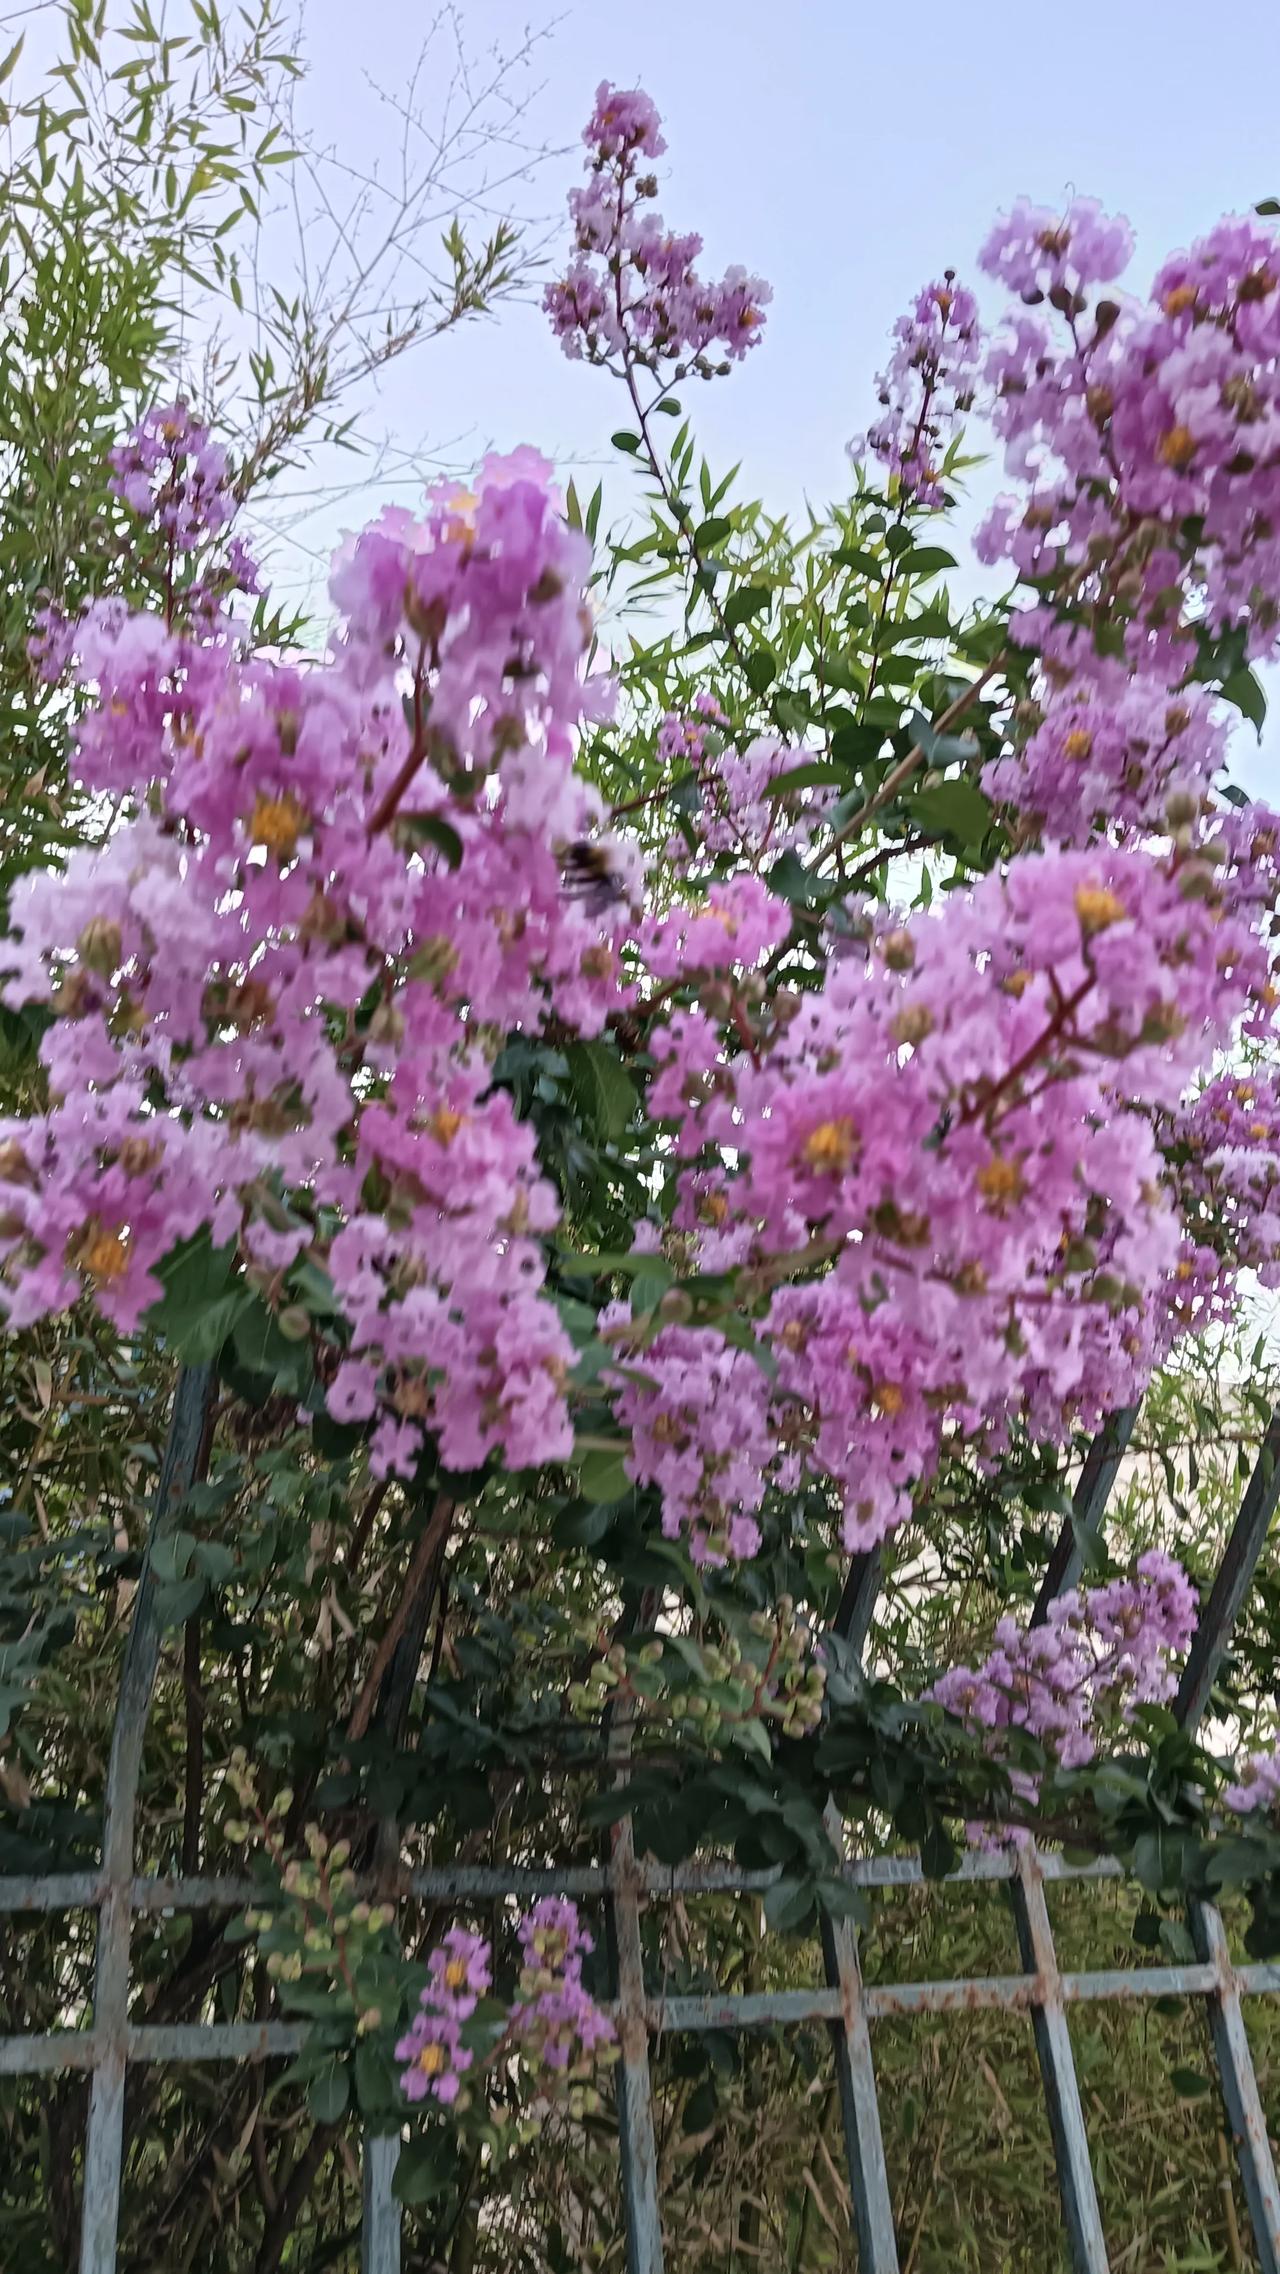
1175 1411 1280 1730
822 1549 899 2266
821 1892 900 2270
607 1817 663 2274
80 1364 214 2274
1010 1850 1109 2273
1172 1410 1280 2271
1033 1407 1138 1623
361 2130 402 2274
1023 1416 1127 2269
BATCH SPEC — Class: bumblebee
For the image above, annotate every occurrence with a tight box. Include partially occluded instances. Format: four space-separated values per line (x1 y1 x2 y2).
559 837 628 911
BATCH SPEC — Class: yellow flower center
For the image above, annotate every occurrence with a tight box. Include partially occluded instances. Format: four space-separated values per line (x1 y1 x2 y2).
977 1156 1025 1206
417 2042 447 2077
79 1226 130 1283
1157 424 1197 472
1162 284 1198 317
443 487 479 544
1074 884 1127 936
443 1958 468 1990
872 1380 904 1418
250 790 308 862
1063 729 1094 763
802 1118 857 1176
427 1106 466 1147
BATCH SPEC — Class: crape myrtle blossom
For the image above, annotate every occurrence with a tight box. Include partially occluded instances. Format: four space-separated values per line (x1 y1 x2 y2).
0 443 640 1481
544 81 770 375
975 200 1280 671
852 275 984 505
4 85 1280 1596
395 1901 612 2107
982 670 1229 849
930 1552 1198 1790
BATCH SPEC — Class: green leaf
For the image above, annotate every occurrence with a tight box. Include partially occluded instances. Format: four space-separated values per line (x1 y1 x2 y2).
743 647 775 695
1222 666 1267 731
763 1877 815 1933
611 430 642 455
552 1499 615 1547
231 1299 314 1398
307 2061 351 2122
577 1445 632 1503
898 545 957 577
567 1039 636 1142
151 1531 196 1585
763 760 851 799
393 2132 456 2204
695 516 732 548
1256 198 1280 216
767 849 821 905
415 812 463 869
155 1575 206 1628
831 724 884 773
722 584 772 628
831 546 879 575
908 778 993 846
1170 2066 1212 2100
145 1232 247 1363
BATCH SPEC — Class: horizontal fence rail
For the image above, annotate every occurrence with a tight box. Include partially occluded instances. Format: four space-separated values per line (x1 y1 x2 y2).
3 1370 1280 2272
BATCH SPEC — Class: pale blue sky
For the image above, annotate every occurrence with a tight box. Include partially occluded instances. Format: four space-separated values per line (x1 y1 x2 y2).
255 0 1278 609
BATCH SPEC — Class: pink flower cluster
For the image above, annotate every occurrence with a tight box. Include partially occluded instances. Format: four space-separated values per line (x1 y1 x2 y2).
609 1322 785 1565
395 1925 491 2106
639 840 1274 1550
395 1901 612 2107
659 713 837 868
976 201 1280 671
544 83 770 375
109 400 236 551
1223 1751 1280 1815
983 671 1228 848
931 1552 1198 1781
513 1896 615 2075
1162 1067 1280 1328
0 446 638 1481
852 276 984 505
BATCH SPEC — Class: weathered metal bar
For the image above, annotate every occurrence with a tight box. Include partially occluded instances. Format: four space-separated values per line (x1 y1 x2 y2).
1060 1962 1217 2002
653 1988 844 2032
80 1361 215 2274
1165 1415 1280 2269
1175 1410 1280 1729
0 2020 310 2073
1190 1897 1280 2274
1033 1407 1138 1625
0 2032 100 2075
606 1821 664 2274
832 1546 882 1662
821 1908 901 2271
822 1535 900 2268
0 1870 100 1913
362 2131 402 2274
0 1847 1133 1922
129 2020 308 2062
1010 1850 1109 2273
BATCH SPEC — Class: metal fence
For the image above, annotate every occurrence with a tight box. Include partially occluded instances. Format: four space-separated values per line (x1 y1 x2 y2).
4 1369 1280 2272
